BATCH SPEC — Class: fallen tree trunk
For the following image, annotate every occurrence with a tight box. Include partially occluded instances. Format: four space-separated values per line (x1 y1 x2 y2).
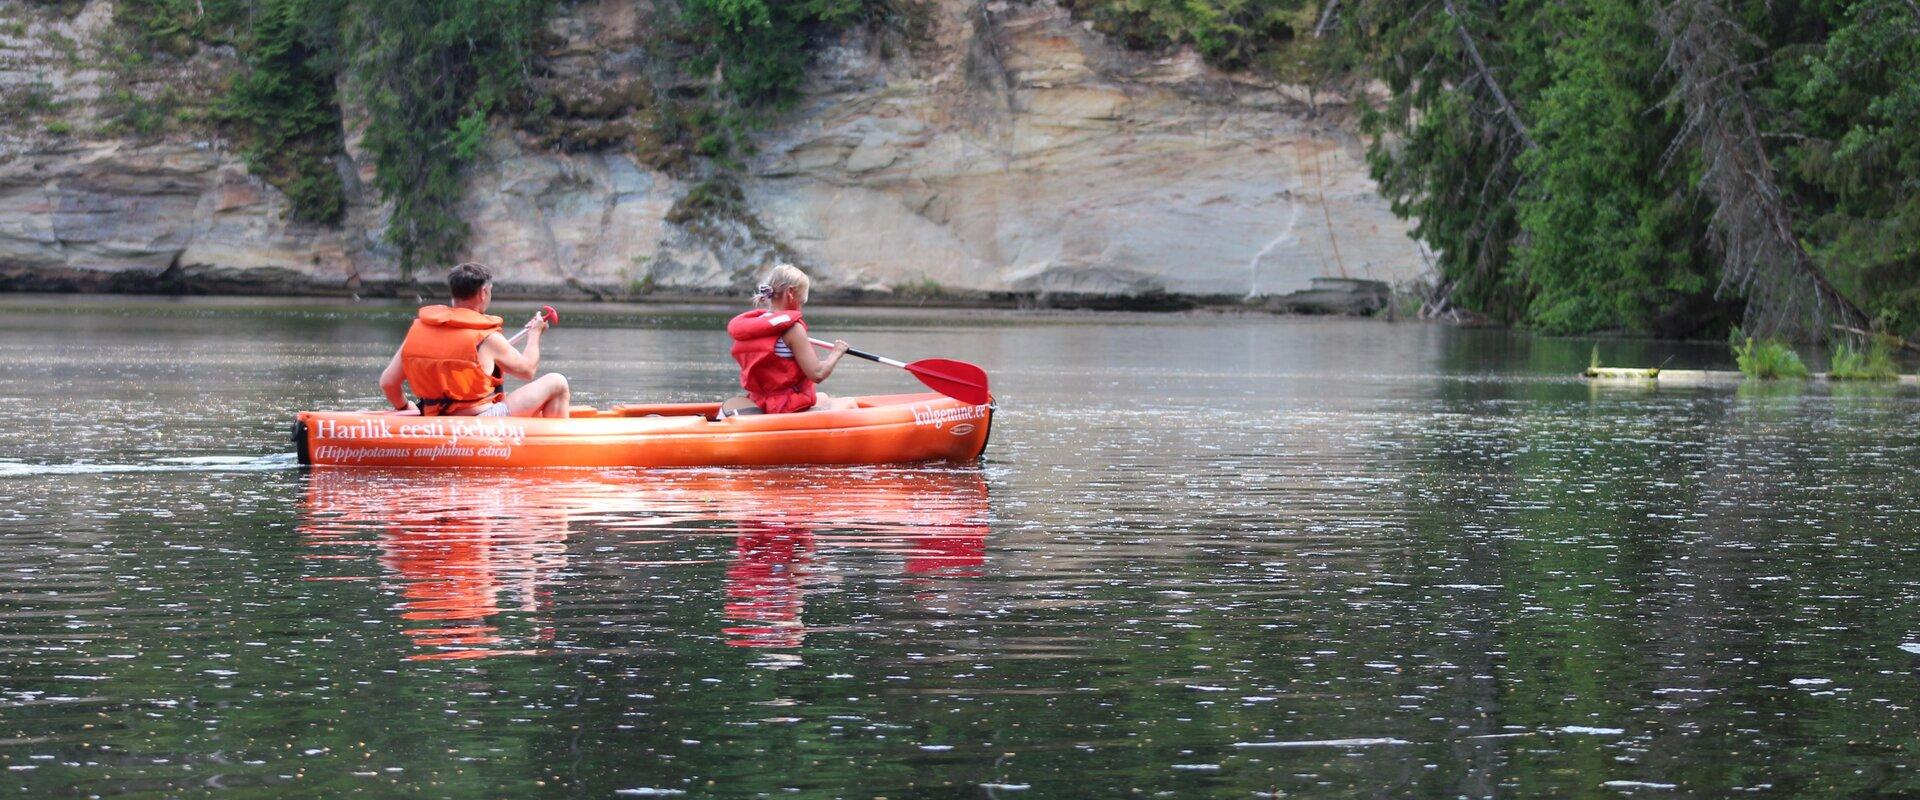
1831 325 1920 356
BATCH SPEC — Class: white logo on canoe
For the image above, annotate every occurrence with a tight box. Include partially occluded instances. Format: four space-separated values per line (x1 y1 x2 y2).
315 417 526 446
911 403 988 429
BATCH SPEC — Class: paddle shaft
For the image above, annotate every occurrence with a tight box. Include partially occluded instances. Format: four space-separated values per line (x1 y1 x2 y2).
809 338 906 368
807 337 993 404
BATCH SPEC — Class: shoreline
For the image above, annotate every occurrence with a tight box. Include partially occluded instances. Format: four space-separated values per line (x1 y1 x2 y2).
0 279 1413 319
0 262 1411 317
0 290 1399 322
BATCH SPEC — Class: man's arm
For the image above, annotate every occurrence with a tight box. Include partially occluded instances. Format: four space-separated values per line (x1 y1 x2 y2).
378 347 413 411
484 326 542 381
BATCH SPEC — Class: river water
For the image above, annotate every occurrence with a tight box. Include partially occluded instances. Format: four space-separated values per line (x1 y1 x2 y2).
2 296 1917 797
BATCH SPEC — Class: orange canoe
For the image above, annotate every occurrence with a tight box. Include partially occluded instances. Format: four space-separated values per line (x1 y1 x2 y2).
293 392 993 468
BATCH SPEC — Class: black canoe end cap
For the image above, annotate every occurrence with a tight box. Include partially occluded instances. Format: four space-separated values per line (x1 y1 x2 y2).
291 419 311 466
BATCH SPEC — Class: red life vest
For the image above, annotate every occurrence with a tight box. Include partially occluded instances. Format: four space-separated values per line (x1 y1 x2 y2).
728 308 815 413
400 305 505 416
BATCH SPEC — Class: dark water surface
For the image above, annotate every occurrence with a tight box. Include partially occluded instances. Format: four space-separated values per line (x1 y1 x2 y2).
3 296 1918 798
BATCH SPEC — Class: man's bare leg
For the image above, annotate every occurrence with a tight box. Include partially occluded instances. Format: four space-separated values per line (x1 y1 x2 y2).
502 373 570 418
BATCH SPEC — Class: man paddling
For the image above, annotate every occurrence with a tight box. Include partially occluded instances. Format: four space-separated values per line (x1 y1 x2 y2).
378 262 571 418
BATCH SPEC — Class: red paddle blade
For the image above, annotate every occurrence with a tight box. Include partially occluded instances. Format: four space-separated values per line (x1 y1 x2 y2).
541 305 559 325
905 358 992 405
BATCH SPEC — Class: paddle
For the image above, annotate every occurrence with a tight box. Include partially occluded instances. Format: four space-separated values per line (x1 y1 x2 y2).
505 305 559 346
809 337 991 405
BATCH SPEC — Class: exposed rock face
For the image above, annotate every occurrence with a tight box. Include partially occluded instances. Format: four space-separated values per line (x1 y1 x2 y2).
0 141 369 289
0 0 1428 301
746 2 1427 298
0 1 361 292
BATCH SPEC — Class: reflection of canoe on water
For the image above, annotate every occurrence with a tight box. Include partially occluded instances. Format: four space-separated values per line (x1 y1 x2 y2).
293 392 992 468
299 467 990 661
301 471 573 660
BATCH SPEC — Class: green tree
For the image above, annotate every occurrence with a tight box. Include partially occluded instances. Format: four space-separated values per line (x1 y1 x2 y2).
1345 0 1896 339
1783 0 1920 335
1354 0 1548 323
1511 0 1717 336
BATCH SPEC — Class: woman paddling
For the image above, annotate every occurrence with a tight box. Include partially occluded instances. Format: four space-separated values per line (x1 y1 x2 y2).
719 264 854 418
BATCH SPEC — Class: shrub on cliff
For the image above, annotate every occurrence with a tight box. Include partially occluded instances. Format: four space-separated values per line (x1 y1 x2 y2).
1060 0 1321 73
111 0 885 275
669 0 892 165
219 0 347 224
115 0 348 223
344 0 552 276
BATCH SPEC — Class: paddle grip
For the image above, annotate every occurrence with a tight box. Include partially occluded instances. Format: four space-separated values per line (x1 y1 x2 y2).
506 306 559 346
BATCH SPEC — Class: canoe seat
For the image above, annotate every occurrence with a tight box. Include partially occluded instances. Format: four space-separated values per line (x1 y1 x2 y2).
614 402 724 418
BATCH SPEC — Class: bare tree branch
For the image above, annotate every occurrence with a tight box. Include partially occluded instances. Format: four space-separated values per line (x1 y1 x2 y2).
1442 0 1537 152
1654 0 1868 340
1315 0 1342 38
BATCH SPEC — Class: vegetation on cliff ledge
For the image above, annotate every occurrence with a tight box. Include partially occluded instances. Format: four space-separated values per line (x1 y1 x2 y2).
115 0 552 273
111 0 877 278
1060 0 1352 84
344 0 553 275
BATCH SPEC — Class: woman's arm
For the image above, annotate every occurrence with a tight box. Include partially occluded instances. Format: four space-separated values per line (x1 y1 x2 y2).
784 326 848 382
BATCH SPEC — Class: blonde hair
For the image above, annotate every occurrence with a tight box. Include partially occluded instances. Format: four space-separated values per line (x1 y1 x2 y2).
752 264 811 309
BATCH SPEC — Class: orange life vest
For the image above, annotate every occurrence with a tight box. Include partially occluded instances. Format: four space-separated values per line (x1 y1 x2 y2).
400 305 505 416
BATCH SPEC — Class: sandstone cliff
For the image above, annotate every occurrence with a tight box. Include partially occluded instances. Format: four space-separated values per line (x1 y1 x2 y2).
0 0 1428 302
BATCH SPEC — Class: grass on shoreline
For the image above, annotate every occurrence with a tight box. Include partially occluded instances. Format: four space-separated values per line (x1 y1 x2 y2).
1731 331 1809 380
1828 340 1899 381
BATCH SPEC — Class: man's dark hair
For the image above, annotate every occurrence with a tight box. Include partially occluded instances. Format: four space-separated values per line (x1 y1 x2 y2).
448 262 492 300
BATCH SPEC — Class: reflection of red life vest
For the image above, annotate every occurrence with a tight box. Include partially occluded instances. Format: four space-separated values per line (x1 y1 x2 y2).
728 309 815 413
401 305 505 415
724 523 813 648
905 529 988 576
